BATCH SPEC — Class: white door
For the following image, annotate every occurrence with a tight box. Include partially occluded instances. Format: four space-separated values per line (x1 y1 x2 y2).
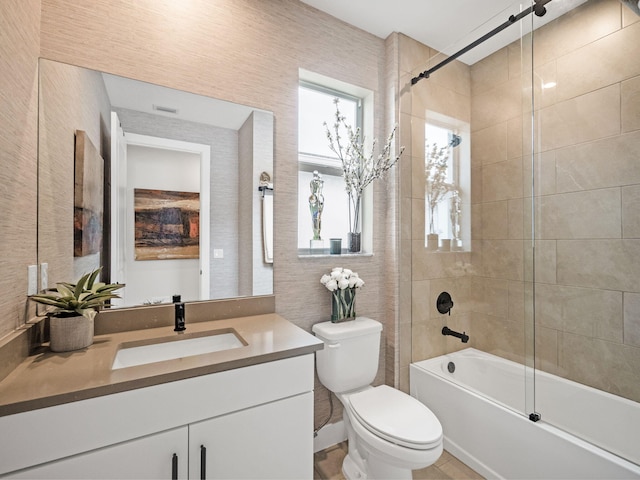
188 393 313 479
111 131 210 306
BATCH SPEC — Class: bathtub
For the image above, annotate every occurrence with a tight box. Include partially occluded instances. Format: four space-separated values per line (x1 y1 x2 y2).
410 348 640 479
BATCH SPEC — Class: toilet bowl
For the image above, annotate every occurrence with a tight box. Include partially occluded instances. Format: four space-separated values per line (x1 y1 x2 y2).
312 317 443 479
339 385 443 479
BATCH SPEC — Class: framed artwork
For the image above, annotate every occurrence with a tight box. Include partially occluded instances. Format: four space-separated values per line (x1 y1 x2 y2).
134 188 200 260
74 130 103 257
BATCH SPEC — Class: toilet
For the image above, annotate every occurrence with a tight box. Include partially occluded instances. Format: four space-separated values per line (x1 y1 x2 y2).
312 317 443 480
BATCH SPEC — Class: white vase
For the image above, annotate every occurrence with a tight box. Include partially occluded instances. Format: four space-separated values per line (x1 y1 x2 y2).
49 314 94 352
427 233 439 251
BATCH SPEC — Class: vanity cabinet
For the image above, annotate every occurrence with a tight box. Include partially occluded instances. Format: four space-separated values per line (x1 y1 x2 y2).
0 355 314 479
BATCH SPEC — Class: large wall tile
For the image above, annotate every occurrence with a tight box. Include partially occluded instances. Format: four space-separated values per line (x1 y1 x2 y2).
533 240 557 285
622 75 640 133
507 280 526 324
623 292 640 347
430 58 470 98
507 198 524 239
557 239 640 291
556 131 640 193
471 165 483 205
471 48 509 97
472 312 526 364
471 122 507 167
481 200 508 239
413 79 471 124
471 76 523 132
482 157 523 202
412 153 426 200
532 0 621 67
507 115 526 159
535 326 559 373
398 33 433 76
622 185 640 238
536 188 621 239
556 21 640 102
558 331 640 402
538 84 621 152
533 60 558 110
411 197 426 240
523 150 557 198
535 283 623 342
481 239 524 281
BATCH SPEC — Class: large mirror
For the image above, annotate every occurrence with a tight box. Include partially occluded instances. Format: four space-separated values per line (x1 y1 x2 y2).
38 58 273 308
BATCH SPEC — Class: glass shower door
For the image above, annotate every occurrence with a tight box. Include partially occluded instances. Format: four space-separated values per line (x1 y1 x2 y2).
530 0 640 465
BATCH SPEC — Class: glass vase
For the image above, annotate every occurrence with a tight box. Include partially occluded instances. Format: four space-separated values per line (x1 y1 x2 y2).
331 287 357 323
348 232 361 253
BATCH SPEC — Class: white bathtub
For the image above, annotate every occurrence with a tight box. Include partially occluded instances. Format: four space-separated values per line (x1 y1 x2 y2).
410 348 640 479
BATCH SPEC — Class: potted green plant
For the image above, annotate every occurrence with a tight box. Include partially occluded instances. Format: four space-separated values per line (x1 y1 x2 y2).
30 268 124 352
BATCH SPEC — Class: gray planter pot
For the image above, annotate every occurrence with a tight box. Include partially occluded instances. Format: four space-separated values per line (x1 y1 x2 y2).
49 314 94 352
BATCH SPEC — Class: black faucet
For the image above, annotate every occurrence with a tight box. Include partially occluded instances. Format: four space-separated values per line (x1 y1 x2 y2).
174 302 186 333
442 326 469 343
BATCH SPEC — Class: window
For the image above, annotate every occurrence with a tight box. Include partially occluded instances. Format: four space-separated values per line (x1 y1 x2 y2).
297 81 363 253
425 112 470 251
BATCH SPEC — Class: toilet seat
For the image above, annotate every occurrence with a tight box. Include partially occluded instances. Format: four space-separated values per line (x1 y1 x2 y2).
347 385 442 450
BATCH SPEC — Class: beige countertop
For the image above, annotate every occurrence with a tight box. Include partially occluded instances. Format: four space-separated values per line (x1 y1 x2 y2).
0 313 323 417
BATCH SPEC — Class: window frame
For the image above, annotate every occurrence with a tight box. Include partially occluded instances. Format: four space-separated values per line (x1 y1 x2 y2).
297 75 373 256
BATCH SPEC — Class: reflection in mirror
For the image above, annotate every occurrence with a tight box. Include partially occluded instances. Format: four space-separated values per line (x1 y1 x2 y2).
38 59 273 308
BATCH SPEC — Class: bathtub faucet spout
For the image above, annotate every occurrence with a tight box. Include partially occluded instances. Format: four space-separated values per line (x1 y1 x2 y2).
442 326 469 343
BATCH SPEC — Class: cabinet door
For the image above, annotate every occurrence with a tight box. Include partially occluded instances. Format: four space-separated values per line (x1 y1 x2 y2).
188 392 313 479
7 426 188 479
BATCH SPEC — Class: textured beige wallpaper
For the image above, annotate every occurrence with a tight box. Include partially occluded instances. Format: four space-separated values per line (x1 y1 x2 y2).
39 0 399 425
38 59 112 295
0 0 40 338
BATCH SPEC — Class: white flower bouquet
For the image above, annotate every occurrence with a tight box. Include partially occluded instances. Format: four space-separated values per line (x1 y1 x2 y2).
320 267 364 322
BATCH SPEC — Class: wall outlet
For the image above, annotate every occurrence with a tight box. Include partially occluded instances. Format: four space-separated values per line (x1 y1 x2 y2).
40 263 48 291
213 249 224 259
27 265 38 295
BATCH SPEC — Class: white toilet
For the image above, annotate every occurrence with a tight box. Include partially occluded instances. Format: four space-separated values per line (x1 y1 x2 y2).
312 317 443 480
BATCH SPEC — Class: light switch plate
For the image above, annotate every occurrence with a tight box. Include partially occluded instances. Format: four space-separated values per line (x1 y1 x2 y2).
213 249 224 259
28 265 38 295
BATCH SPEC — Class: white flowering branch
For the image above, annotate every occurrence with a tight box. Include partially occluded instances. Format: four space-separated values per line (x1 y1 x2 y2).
425 141 457 234
324 98 405 234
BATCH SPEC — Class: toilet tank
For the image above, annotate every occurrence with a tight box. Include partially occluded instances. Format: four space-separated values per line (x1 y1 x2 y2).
312 317 382 393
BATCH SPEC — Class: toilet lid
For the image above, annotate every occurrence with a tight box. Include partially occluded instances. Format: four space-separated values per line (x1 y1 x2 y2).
348 385 442 449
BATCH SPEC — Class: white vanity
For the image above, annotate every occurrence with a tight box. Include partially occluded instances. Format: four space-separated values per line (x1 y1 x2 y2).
0 313 322 479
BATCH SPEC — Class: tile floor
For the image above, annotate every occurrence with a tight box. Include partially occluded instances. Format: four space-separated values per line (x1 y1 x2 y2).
314 442 484 480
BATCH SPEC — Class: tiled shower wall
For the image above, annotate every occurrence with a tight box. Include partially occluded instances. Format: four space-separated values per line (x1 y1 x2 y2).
403 0 640 403
398 34 475 391
471 0 640 402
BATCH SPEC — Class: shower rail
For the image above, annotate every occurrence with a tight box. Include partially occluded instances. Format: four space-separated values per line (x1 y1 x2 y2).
411 0 551 85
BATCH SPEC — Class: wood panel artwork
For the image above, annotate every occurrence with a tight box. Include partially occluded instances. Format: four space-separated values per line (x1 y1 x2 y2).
134 189 200 260
74 130 104 257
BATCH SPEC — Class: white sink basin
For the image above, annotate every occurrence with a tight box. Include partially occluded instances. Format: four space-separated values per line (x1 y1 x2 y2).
112 330 245 370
